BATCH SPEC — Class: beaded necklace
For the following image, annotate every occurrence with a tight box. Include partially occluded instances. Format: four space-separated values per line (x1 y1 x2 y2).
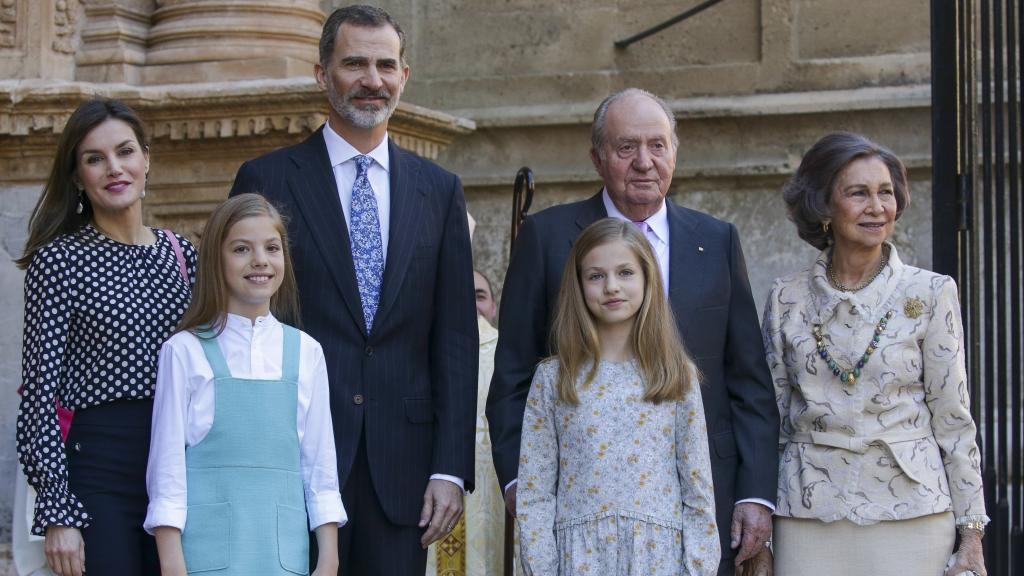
827 251 889 292
812 310 893 385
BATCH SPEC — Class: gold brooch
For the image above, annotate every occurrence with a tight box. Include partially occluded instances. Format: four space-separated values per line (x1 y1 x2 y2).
904 297 925 319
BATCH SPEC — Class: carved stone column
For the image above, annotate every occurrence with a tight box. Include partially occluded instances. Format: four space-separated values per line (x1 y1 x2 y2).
75 0 154 84
143 0 323 84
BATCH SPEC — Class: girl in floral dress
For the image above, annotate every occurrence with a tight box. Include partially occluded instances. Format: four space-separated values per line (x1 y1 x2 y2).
517 218 720 575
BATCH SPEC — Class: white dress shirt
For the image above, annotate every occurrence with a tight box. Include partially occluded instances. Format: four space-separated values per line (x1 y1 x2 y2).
144 313 347 533
322 125 464 491
323 122 392 257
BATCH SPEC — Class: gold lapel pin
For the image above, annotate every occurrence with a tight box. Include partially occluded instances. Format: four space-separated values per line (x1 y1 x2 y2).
904 296 925 319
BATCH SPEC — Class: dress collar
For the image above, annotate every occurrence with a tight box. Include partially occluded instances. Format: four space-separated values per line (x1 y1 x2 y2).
808 242 906 323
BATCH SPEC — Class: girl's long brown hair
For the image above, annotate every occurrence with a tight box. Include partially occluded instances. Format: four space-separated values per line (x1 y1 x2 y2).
550 218 697 405
177 193 300 337
16 98 149 269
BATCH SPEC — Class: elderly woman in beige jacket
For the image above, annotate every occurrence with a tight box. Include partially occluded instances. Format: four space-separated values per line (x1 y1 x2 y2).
762 132 988 576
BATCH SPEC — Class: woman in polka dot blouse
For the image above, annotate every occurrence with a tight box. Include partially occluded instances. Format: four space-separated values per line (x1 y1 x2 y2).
15 98 197 576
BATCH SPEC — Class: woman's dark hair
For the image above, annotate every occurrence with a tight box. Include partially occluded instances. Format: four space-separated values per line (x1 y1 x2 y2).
16 98 149 269
782 131 910 250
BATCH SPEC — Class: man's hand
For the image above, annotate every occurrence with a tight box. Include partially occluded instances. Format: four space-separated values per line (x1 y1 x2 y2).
731 502 772 566
504 484 517 517
738 545 773 576
419 479 464 548
45 525 85 576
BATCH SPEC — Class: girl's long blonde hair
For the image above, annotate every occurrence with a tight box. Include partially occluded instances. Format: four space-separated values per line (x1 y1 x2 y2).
177 193 300 337
550 218 696 405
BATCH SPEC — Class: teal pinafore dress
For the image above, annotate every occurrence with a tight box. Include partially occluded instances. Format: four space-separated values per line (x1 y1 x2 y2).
181 326 309 575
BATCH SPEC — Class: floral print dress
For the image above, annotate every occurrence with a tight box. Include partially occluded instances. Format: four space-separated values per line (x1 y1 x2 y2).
517 359 719 575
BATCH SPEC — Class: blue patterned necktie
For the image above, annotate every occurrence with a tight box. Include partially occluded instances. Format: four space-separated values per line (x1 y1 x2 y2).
350 155 384 332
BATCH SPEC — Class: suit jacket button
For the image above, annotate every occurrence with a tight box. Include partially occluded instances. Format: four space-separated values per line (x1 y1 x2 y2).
353 394 364 405
364 346 374 357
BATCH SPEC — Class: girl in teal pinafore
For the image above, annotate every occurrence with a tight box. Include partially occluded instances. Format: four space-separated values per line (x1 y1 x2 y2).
145 194 346 575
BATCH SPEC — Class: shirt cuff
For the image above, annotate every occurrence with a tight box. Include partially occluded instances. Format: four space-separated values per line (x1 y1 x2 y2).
307 491 348 530
735 498 776 513
143 499 186 535
429 474 465 492
504 478 518 494
955 514 990 527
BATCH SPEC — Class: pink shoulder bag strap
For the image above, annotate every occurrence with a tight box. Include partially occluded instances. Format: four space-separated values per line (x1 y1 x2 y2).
163 229 189 283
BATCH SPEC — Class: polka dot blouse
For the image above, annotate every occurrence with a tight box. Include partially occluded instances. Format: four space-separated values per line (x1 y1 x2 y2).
17 224 197 535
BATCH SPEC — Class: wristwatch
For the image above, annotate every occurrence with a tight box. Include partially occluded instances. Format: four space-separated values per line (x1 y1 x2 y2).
958 521 985 536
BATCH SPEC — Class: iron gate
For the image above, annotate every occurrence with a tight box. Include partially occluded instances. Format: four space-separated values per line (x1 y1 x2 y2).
932 1 1023 574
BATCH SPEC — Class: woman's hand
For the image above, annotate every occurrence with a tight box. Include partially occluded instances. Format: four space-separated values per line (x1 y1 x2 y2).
45 525 85 576
946 530 986 576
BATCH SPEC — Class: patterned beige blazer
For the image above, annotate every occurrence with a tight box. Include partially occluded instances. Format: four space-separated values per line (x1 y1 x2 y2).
761 244 988 527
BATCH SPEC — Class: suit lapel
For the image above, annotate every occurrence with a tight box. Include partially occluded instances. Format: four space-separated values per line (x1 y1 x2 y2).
284 129 367 334
666 200 707 313
376 140 425 329
572 192 609 243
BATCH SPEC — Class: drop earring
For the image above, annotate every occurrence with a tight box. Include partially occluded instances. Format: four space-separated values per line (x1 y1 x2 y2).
76 190 84 214
141 172 148 198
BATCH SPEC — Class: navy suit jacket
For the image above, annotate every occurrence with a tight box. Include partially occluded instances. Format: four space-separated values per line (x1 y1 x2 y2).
230 128 478 526
486 192 779 560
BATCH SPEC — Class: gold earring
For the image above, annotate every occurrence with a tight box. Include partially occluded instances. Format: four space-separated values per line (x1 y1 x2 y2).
822 221 831 235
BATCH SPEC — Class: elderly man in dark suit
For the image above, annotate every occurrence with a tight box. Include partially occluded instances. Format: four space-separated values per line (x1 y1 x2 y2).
487 88 778 575
229 5 477 574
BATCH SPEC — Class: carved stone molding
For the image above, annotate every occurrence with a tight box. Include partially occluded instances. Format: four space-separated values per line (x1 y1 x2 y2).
53 0 82 54
0 78 474 146
0 0 17 49
0 78 475 237
75 1 154 83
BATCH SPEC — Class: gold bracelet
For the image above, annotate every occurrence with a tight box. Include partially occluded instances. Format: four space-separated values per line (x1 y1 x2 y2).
958 521 985 536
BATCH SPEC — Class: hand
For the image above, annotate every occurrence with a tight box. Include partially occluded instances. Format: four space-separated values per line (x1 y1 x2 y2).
419 479 464 548
945 530 986 576
45 525 85 576
738 545 773 576
731 502 772 566
504 484 517 517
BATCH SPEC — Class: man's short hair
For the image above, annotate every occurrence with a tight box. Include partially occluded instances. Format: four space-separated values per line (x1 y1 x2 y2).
591 88 679 153
319 4 406 67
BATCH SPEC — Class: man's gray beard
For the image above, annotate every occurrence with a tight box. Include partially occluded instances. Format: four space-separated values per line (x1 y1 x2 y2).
341 103 393 129
326 89 398 130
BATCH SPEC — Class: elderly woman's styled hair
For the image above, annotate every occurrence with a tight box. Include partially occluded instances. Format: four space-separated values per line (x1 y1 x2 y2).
783 131 910 250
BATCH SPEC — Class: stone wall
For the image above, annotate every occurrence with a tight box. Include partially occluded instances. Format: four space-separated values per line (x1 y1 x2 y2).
332 0 933 311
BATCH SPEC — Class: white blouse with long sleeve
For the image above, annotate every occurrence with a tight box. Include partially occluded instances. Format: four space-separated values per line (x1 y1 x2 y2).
144 313 346 533
762 245 988 527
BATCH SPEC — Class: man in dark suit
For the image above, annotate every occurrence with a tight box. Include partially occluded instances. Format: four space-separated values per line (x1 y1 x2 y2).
229 5 477 574
487 88 779 575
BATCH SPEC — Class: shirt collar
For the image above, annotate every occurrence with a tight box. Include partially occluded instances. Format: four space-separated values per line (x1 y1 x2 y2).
322 122 390 172
224 311 279 334
601 188 669 244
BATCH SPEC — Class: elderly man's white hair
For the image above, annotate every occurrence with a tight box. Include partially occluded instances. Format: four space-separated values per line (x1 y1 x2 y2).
590 88 679 153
